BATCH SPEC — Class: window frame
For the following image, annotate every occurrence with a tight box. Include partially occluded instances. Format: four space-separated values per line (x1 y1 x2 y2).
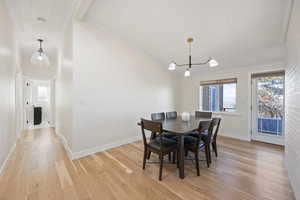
199 78 238 113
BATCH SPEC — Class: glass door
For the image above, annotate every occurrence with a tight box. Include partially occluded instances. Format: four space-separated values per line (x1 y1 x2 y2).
251 75 285 145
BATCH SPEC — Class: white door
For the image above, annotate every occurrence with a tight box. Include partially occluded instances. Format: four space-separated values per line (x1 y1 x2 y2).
251 74 285 145
23 79 52 129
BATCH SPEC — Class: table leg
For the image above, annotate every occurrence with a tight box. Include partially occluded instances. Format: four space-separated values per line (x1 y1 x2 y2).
179 135 185 179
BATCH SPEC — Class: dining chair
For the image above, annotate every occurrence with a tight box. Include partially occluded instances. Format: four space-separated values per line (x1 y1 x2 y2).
151 112 177 140
151 112 177 162
188 111 212 138
140 118 178 181
166 111 177 119
148 112 166 157
184 120 213 175
195 111 212 118
199 118 221 165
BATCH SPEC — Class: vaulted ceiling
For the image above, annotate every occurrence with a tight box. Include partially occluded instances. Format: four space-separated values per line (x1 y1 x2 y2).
5 0 293 79
85 0 292 69
5 0 77 79
6 0 76 48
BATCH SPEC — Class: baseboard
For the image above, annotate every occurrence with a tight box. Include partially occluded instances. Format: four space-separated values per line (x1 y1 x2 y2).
62 133 249 160
55 132 73 159
72 135 141 160
219 133 251 142
285 148 300 200
0 143 16 176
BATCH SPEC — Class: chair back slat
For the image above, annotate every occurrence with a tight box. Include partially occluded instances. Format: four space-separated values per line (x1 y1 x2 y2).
198 120 212 133
140 118 163 147
151 112 165 121
212 118 221 141
195 111 212 118
193 120 212 146
204 118 220 143
166 111 177 119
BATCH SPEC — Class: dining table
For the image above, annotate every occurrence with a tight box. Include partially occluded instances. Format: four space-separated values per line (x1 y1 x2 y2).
138 116 212 179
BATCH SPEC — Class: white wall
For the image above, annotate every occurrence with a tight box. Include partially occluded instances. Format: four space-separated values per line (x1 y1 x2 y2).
15 73 23 137
175 62 285 141
55 22 74 152
71 21 175 155
0 1 18 173
285 0 300 198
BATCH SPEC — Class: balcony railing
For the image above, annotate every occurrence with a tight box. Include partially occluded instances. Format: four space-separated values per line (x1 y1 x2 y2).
257 117 282 136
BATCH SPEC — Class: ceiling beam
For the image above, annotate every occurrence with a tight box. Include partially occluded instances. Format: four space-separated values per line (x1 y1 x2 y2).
73 0 94 20
282 0 295 43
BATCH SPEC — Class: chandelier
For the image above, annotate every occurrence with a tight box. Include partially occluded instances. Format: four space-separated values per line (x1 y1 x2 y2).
30 39 50 67
168 38 218 77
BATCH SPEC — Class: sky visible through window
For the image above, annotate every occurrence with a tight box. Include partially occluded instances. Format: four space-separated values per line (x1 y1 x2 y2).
223 83 236 110
37 86 49 102
201 83 236 112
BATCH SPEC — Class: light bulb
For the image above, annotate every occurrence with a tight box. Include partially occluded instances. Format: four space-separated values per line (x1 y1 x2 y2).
184 69 190 77
30 52 50 67
209 59 219 67
168 62 176 71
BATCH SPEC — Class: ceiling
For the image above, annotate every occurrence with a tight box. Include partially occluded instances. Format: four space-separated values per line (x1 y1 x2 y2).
5 0 293 79
6 0 76 47
5 0 77 79
85 0 292 69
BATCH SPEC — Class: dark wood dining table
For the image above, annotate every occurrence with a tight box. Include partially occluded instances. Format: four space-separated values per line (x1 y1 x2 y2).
138 116 211 179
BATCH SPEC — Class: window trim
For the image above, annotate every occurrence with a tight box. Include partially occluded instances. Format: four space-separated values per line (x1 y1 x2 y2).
200 78 237 86
251 70 285 79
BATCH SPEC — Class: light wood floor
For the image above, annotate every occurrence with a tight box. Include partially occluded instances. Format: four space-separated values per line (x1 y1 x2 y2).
0 128 295 200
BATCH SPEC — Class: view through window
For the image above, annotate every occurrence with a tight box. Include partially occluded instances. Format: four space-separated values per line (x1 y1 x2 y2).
200 79 237 112
37 86 49 102
256 76 284 136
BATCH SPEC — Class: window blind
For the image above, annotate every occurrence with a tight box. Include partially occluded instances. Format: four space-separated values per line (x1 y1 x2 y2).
200 78 237 86
251 70 285 78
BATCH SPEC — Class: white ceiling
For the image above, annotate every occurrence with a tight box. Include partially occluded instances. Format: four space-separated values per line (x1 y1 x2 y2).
5 0 292 78
85 0 292 69
6 0 76 47
5 0 77 79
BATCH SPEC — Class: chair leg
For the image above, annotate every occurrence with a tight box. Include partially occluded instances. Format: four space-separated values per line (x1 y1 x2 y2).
195 150 200 176
147 151 151 160
172 152 176 164
176 151 179 168
205 145 210 168
143 149 147 169
212 141 218 157
185 150 188 157
208 144 212 164
159 153 164 181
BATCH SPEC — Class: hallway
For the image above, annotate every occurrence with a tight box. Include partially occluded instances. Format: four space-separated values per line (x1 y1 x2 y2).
0 128 295 200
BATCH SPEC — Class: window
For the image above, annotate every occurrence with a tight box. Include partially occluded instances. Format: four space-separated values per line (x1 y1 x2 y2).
37 86 49 102
200 78 237 112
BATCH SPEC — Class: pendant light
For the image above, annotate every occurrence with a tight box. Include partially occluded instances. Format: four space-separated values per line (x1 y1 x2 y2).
168 38 219 77
30 39 50 67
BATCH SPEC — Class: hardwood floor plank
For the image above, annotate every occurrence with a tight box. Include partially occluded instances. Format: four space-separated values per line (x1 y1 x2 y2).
0 128 295 200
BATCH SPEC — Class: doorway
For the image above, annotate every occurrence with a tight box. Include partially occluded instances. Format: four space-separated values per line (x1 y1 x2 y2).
23 79 54 130
251 71 285 145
